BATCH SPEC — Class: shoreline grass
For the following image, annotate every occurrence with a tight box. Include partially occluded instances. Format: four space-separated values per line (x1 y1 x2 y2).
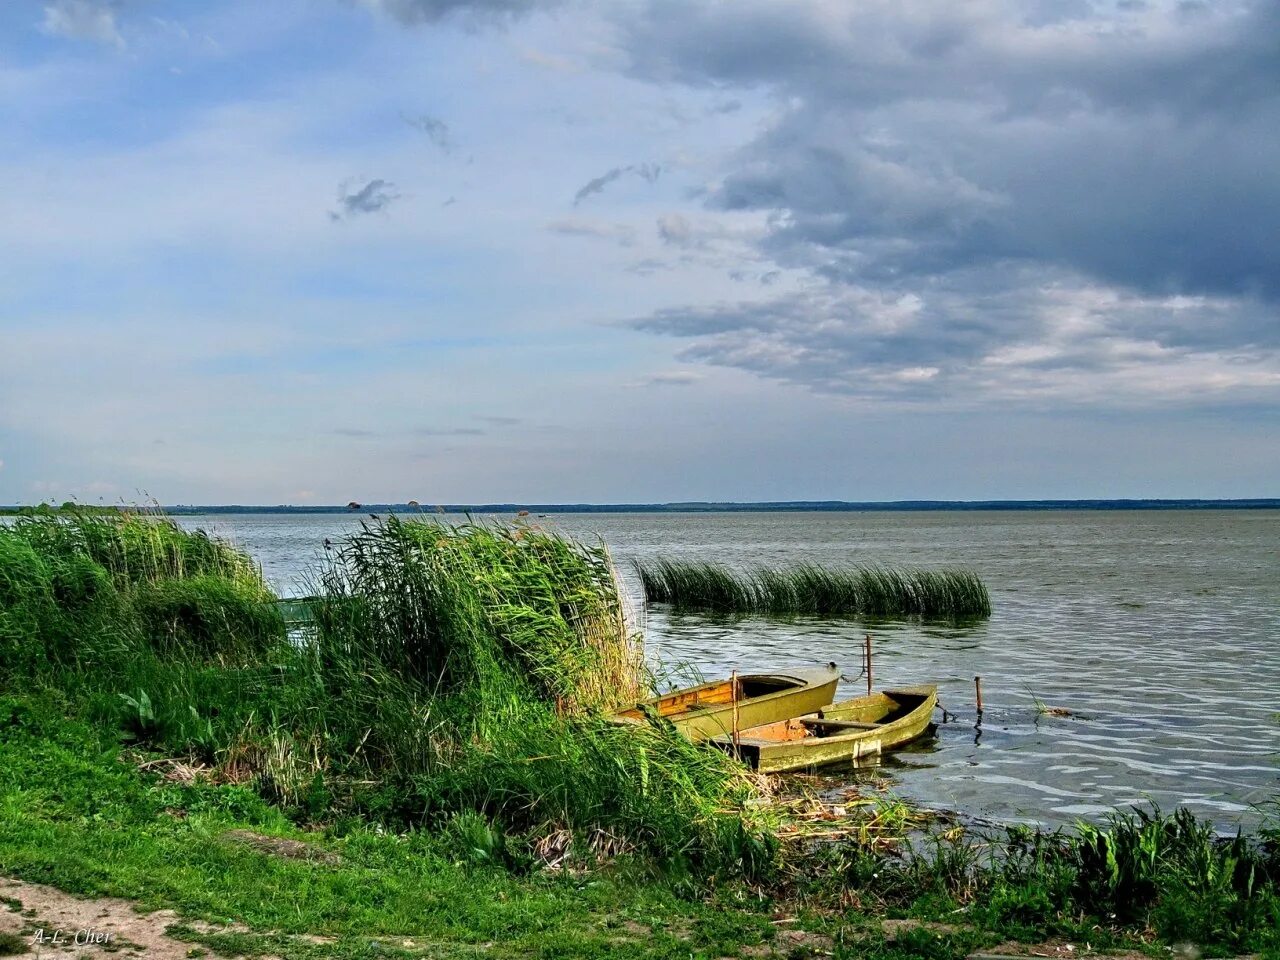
0 510 770 875
635 559 992 619
1 701 1277 958
4 508 1280 959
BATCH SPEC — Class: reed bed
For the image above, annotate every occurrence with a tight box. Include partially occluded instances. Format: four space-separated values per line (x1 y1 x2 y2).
635 558 991 619
313 517 648 714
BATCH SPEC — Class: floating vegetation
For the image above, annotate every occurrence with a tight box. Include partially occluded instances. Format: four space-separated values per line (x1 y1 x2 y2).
634 559 992 619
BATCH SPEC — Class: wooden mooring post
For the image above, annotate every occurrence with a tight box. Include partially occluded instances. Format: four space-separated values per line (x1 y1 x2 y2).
975 675 984 714
864 634 873 696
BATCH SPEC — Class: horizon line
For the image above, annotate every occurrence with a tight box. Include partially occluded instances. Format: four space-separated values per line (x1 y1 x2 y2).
6 497 1277 514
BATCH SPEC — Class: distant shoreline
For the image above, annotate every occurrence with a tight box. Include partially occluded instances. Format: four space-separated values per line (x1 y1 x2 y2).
5 498 1277 516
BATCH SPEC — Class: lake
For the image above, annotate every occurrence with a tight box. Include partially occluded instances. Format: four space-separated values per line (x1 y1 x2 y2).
177 509 1280 831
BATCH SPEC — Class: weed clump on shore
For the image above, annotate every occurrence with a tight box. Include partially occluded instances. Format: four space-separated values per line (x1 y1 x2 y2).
635 558 992 619
793 805 1280 956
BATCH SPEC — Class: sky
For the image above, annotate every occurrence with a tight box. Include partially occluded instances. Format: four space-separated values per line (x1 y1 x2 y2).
0 0 1276 505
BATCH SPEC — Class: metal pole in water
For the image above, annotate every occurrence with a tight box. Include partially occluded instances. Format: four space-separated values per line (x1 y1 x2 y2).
864 634 873 697
975 675 984 714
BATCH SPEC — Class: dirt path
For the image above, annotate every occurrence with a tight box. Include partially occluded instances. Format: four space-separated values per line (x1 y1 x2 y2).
0 876 217 959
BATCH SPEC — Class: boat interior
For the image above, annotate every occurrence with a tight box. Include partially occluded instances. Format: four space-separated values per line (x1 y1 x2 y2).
741 688 932 742
615 674 802 719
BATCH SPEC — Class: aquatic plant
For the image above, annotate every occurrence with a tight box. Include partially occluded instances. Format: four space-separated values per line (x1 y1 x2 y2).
635 558 992 619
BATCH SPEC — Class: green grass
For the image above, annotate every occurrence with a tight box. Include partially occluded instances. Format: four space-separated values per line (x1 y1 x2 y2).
3 508 1279 959
2 700 1277 959
0 511 767 875
0 700 792 960
635 559 992 619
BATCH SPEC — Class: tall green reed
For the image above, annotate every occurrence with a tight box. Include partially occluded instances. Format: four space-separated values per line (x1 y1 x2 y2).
636 558 992 619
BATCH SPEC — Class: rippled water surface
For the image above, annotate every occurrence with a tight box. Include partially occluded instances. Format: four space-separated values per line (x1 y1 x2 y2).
179 510 1280 830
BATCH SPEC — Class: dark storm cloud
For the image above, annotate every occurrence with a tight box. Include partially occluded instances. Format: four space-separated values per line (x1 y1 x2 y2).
615 0 1280 298
611 0 1280 404
331 178 399 220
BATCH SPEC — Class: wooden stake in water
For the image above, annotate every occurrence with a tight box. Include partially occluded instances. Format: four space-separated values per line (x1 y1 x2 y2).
975 675 984 714
865 634 873 697
731 669 741 754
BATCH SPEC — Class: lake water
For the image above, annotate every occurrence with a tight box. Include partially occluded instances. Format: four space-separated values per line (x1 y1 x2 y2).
178 510 1280 832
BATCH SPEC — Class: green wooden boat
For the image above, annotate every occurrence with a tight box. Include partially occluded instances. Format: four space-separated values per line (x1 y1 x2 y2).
711 684 937 772
612 665 840 742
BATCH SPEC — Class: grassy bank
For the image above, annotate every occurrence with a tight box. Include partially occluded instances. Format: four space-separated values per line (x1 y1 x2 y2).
1 700 1277 959
2 510 1278 959
635 559 992 619
0 511 768 874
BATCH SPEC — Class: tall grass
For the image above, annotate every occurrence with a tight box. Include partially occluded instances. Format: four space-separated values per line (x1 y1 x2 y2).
0 509 282 672
0 511 770 875
297 518 769 872
313 517 647 714
636 558 992 619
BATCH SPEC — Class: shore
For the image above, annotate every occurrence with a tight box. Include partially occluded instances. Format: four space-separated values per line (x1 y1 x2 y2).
0 510 1276 959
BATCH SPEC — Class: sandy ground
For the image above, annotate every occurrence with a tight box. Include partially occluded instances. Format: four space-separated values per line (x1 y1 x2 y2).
0 876 217 959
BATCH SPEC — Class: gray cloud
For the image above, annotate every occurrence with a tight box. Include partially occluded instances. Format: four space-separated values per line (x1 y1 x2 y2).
629 371 702 388
334 428 378 438
572 163 661 205
403 113 454 153
655 213 692 247
547 217 637 246
654 212 744 252
626 272 1280 407
41 0 124 46
414 427 485 436
572 167 626 205
610 0 1280 405
357 0 545 25
331 179 399 220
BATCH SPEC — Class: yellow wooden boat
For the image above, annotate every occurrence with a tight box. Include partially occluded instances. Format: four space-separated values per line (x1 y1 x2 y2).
612 665 840 742
711 684 937 772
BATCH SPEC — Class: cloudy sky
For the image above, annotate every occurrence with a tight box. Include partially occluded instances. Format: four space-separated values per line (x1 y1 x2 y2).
1 0 1276 505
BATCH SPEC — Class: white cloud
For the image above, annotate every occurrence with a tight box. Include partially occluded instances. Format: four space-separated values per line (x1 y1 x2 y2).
40 0 125 48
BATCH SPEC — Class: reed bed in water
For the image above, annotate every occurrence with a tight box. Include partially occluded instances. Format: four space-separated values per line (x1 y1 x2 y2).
635 559 991 619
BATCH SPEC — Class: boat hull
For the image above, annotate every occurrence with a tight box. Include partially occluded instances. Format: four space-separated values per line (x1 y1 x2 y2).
713 684 937 773
613 665 840 742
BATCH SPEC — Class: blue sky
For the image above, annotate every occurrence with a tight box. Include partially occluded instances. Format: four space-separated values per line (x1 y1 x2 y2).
1 0 1276 504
